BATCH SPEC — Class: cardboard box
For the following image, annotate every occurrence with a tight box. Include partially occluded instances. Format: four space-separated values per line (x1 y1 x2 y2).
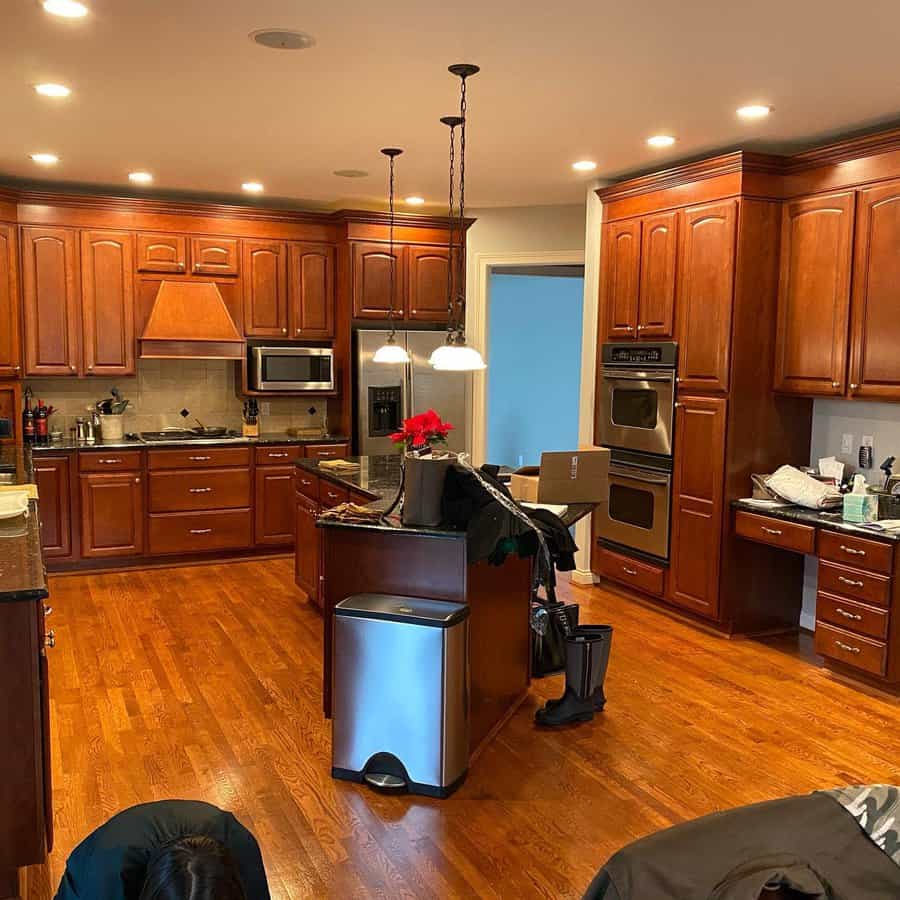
509 448 610 505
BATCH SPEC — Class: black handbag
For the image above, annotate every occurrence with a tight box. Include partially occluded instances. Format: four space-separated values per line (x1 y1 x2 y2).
531 601 579 677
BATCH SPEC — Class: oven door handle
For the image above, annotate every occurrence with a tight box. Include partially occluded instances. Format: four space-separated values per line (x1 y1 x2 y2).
608 465 671 485
603 369 674 382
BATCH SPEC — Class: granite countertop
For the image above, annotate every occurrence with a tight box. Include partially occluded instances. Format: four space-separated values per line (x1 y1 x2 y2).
0 448 48 602
298 455 465 538
29 432 350 451
732 498 900 544
0 445 35 484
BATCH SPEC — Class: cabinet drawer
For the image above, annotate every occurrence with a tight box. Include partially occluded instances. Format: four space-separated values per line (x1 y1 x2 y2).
295 469 319 501
79 450 142 472
818 560 891 608
304 442 349 460
595 546 665 597
817 530 894 575
255 445 302 466
319 480 349 508
814 621 887 677
148 509 252 555
148 447 250 470
816 591 889 640
149 468 251 512
734 511 815 554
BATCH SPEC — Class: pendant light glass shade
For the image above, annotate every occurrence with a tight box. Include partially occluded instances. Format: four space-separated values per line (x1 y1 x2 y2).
429 340 486 371
372 336 410 364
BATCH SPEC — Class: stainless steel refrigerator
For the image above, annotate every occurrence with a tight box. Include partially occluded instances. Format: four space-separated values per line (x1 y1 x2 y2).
355 330 469 456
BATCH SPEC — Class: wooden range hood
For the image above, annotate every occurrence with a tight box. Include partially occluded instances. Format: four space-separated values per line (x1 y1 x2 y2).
139 280 245 359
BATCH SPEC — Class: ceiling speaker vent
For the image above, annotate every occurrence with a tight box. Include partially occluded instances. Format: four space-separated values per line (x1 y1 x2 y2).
250 29 316 50
333 169 369 178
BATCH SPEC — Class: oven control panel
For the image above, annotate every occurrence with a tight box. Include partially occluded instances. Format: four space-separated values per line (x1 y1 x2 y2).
601 341 677 367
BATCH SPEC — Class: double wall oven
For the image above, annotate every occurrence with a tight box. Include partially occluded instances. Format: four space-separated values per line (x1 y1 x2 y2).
595 342 677 562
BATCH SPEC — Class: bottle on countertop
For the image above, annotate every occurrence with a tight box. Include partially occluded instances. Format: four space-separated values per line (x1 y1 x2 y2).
34 399 49 445
22 387 35 444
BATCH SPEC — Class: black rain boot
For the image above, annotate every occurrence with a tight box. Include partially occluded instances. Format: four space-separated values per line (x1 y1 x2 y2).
535 626 612 727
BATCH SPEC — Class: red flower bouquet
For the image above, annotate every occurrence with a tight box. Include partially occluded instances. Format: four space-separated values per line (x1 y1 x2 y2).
390 409 454 455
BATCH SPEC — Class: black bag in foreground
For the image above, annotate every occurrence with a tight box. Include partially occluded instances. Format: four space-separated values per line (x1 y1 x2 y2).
531 601 579 677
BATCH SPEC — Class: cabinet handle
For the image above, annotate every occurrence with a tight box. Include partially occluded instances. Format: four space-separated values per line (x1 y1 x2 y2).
268 452 289 458
840 544 865 556
835 608 863 621
87 364 94 371
834 640 861 654
45 629 56 649
43 605 53 617
188 455 211 461
832 381 840 388
622 566 638 576
838 575 864 588
194 263 201 271
189 528 213 535
761 526 783 536
327 491 340 499
850 383 859 390
674 402 683 408
636 325 644 331
14 365 20 372
97 458 122 464
189 487 213 493
178 262 186 271
134 477 140 484
318 450 336 457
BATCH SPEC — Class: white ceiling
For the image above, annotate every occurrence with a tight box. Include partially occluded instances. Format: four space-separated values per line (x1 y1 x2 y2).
3 0 900 210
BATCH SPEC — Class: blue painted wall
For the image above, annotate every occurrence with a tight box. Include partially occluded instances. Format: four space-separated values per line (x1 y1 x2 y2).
486 273 584 468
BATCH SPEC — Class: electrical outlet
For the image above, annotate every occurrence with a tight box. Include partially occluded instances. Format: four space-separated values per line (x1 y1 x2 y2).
841 433 854 455
862 434 874 448
260 402 271 415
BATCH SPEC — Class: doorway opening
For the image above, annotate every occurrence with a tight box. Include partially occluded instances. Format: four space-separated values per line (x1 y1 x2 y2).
485 265 585 468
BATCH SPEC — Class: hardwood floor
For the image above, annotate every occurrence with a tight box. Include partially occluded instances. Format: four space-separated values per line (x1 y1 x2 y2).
45 560 900 899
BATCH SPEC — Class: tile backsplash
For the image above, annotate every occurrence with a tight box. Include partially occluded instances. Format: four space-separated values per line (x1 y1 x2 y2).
26 359 334 438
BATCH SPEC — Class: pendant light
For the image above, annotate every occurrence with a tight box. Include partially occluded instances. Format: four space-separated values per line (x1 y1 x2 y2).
430 64 486 372
373 147 411 364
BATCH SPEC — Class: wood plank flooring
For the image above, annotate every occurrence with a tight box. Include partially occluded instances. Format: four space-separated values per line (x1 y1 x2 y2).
45 560 900 899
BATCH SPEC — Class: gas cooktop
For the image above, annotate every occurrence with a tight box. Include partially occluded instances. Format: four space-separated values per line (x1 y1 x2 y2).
138 430 243 443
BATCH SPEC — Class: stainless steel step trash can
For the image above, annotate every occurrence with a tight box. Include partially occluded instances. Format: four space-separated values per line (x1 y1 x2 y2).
331 593 469 798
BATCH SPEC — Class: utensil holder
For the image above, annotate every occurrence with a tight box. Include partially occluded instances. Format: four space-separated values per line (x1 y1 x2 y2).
99 414 125 442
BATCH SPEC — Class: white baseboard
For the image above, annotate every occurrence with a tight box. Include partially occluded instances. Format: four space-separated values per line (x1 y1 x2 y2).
569 568 597 586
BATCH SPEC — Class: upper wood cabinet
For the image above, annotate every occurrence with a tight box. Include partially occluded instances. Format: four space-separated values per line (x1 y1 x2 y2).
676 200 737 393
601 220 641 339
0 224 21 377
668 395 727 620
773 191 855 396
137 233 187 273
191 237 238 276
0 381 21 444
289 242 335 338
637 211 677 337
848 181 900 400
80 230 135 376
21 226 81 376
407 246 453 322
243 240 288 337
352 242 407 319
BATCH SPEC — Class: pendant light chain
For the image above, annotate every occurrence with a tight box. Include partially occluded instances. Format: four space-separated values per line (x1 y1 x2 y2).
446 120 457 332
455 75 468 339
388 152 397 337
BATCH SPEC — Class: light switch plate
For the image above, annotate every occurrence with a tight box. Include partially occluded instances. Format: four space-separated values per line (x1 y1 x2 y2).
862 435 874 447
841 433 854 455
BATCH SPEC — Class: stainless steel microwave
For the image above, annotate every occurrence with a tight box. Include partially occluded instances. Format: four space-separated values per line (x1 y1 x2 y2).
249 346 335 391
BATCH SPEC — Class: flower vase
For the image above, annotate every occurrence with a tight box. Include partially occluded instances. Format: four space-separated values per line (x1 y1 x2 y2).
402 452 454 527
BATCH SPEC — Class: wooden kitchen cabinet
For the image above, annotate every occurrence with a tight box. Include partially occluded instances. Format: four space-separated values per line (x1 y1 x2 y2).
352 242 406 319
773 191 855 396
294 490 321 604
601 220 641 339
32 455 75 560
20 226 80 376
676 201 736 393
255 465 296 546
637 210 677 337
288 242 335 338
668 396 727 620
137 233 187 273
243 240 288 336
0 382 21 444
80 471 144 558
407 245 452 322
848 181 900 400
80 230 135 376
190 237 238 276
304 442 349 461
0 224 21 377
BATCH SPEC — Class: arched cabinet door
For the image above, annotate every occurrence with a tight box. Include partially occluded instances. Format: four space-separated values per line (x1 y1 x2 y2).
289 242 335 338
407 245 454 323
773 191 855 396
848 182 900 400
242 240 288 337
352 242 406 319
191 237 238 276
601 220 640 340
0 224 21 376
637 210 677 338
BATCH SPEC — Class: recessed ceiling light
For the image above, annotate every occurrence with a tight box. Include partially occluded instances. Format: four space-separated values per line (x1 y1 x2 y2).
242 181 264 193
647 135 676 148
249 29 315 50
129 171 153 185
30 152 59 166
405 196 426 205
333 169 369 178
34 82 71 98
572 160 597 172
42 0 88 18
737 104 772 120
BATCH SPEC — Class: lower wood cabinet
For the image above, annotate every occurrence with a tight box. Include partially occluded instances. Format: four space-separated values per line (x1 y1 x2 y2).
255 465 296 546
294 490 320 604
667 395 727 620
0 381 21 444
595 545 664 597
304 442 349 461
148 509 252 556
79 471 144 558
33 454 75 560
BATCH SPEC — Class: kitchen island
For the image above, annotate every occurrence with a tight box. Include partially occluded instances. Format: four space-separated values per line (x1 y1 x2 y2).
296 455 534 759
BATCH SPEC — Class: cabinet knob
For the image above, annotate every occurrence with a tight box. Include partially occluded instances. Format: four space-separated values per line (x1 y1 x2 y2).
850 383 859 390
832 381 840 388
296 328 302 334
43 605 53 617
194 263 201 272
14 365 20 372
70 364 76 372
282 327 288 334
178 262 186 270
674 401 683 408
45 630 56 649
637 325 644 331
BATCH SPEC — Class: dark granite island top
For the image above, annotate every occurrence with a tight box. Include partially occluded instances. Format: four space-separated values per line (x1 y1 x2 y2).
732 498 900 544
31 432 350 452
0 448 48 602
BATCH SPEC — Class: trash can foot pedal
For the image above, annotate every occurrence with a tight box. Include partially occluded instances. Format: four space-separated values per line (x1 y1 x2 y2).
364 772 407 792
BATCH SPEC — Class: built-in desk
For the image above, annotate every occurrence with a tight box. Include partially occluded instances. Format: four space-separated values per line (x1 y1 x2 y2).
733 501 900 684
